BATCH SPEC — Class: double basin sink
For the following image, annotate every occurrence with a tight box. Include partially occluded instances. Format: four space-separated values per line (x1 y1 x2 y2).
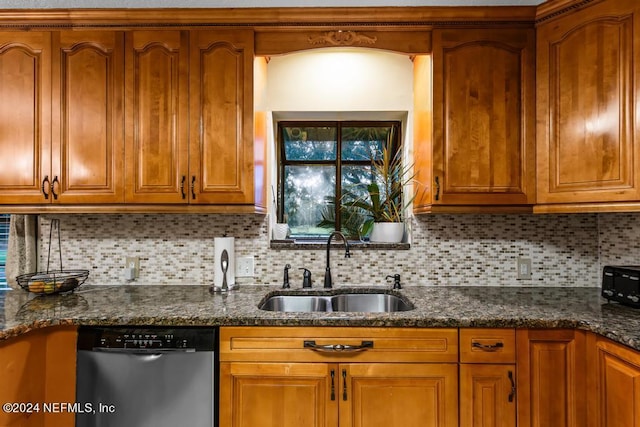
259 290 413 313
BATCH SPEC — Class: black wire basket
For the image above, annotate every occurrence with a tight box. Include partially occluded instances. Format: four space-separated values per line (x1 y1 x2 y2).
16 219 89 295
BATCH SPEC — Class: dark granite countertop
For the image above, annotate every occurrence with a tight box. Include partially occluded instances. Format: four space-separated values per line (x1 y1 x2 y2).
1 285 640 351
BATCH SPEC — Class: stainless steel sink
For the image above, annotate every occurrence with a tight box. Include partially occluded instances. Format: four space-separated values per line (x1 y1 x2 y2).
258 295 330 312
258 292 413 313
331 293 412 312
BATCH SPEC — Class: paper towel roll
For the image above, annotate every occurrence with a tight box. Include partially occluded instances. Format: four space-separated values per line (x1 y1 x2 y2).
214 237 235 288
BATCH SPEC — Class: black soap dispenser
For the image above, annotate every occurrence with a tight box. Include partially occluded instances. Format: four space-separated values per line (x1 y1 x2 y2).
300 268 312 288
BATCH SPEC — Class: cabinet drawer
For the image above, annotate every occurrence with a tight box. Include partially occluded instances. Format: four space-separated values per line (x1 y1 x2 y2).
220 327 458 363
460 328 515 363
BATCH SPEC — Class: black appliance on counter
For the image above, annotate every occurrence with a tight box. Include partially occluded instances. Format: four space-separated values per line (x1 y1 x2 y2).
602 266 640 308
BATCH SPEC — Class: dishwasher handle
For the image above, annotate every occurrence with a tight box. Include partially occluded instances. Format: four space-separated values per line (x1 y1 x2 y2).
90 347 196 354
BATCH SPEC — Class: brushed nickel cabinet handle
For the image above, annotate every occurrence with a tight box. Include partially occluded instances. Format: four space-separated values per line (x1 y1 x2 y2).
303 340 373 353
472 341 504 352
41 175 50 200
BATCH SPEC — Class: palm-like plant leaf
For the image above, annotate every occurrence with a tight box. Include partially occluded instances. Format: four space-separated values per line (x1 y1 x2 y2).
341 127 415 225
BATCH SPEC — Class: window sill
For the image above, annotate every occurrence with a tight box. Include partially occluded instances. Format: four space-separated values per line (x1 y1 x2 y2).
270 239 410 250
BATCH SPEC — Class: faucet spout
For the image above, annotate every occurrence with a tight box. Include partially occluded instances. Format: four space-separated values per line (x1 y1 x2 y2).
324 231 350 289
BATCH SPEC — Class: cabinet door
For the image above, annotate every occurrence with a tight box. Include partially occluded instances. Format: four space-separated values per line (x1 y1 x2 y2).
516 329 587 427
220 362 338 427
460 364 516 427
340 363 458 427
0 32 51 204
536 0 640 206
125 31 189 204
0 326 77 427
593 337 640 427
51 31 125 204
189 30 255 204
430 29 535 206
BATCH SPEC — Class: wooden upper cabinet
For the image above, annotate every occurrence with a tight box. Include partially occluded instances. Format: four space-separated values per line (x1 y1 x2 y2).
125 31 189 204
536 0 640 210
51 31 125 204
417 28 535 211
0 32 51 204
189 30 255 205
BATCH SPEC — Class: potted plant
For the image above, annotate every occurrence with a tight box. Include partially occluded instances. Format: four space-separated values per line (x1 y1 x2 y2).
342 136 415 243
272 186 290 240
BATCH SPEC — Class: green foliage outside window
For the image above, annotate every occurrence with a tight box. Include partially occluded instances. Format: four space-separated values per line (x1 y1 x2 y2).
278 122 402 239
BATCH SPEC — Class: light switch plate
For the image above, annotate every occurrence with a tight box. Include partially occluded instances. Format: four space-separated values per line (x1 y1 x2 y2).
517 257 532 280
236 256 255 278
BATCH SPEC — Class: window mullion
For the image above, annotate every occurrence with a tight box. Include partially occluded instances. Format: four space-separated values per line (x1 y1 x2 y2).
336 123 342 233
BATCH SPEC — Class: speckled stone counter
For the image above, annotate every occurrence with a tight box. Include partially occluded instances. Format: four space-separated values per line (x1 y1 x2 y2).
1 285 640 351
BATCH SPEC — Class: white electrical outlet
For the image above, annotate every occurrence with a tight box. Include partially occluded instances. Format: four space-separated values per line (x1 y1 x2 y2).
125 256 140 279
236 256 255 278
517 257 532 280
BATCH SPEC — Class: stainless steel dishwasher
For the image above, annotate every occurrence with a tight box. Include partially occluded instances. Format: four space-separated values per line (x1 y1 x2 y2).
76 326 217 427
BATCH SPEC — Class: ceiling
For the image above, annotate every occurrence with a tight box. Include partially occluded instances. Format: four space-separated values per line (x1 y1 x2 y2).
0 0 545 8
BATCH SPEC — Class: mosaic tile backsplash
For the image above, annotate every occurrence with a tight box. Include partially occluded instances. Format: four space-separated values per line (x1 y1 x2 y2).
34 212 628 287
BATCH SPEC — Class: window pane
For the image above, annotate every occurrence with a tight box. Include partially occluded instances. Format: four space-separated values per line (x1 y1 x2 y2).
341 166 373 238
283 126 337 161
341 126 392 161
284 165 336 237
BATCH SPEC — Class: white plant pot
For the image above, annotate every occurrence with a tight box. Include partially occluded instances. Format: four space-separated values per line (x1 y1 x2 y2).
369 222 404 243
272 223 290 240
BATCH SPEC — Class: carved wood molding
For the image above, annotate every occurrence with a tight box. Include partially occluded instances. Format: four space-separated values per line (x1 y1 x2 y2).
307 30 377 47
535 0 604 24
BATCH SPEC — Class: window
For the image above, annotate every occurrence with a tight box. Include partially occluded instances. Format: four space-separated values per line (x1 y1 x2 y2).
278 121 401 239
0 214 9 289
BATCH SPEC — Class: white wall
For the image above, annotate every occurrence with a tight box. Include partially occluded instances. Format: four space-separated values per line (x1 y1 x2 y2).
265 48 413 113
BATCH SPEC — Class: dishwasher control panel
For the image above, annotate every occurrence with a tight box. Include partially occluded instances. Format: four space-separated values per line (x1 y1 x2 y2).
77 326 216 351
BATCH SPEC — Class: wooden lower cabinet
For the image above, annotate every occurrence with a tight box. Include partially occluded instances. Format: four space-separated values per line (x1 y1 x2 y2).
341 363 458 427
460 364 516 427
516 329 587 427
0 326 77 427
220 362 457 427
459 328 517 427
219 327 459 427
592 336 640 427
219 362 337 427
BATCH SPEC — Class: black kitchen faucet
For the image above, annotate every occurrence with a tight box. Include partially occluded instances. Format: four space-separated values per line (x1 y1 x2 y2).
324 231 351 289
